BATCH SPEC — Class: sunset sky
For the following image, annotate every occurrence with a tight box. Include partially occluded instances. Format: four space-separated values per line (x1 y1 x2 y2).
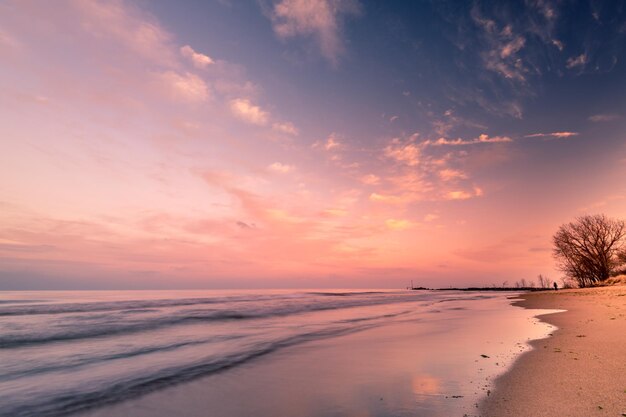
1 0 625 289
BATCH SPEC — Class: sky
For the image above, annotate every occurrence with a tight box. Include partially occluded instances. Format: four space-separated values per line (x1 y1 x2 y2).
1 0 625 290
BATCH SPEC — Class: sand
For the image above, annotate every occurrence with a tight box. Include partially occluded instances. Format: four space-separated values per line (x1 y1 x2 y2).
480 285 626 417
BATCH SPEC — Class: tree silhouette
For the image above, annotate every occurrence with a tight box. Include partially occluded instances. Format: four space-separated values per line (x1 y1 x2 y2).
553 214 625 287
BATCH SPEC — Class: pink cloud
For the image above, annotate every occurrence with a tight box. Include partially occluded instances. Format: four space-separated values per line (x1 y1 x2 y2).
180 45 214 68
438 168 467 182
157 71 209 102
445 186 483 200
229 98 269 125
267 162 294 173
385 218 416 231
270 0 361 64
71 0 178 67
313 133 342 151
360 174 381 185
384 138 421 166
272 121 299 135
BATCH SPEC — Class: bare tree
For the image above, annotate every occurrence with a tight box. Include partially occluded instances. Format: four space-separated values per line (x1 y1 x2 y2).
537 274 551 289
553 214 626 287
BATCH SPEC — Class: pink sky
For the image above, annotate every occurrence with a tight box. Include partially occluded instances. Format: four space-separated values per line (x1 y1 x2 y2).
1 0 625 289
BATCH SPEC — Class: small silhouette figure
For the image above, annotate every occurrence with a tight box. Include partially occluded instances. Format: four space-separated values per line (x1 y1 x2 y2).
553 282 558 291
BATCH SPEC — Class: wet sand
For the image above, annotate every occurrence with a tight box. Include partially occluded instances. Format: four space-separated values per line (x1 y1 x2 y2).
75 294 554 417
480 285 626 417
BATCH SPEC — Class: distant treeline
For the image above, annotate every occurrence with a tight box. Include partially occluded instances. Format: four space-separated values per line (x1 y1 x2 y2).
435 287 546 292
409 287 546 292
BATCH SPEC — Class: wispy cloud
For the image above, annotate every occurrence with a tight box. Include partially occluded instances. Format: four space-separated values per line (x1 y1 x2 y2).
525 131 579 139
425 134 512 146
157 71 209 102
471 7 528 82
71 0 178 67
588 113 621 122
267 162 294 173
446 187 483 201
272 121 299 135
385 218 416 231
566 53 588 69
360 174 380 185
384 137 421 166
424 214 439 222
438 169 467 182
313 133 342 151
269 0 361 64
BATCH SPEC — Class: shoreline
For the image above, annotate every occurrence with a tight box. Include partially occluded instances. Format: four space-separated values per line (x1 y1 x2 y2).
480 285 626 417
71 292 548 417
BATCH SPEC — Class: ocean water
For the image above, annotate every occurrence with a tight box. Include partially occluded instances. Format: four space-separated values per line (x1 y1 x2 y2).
0 290 555 417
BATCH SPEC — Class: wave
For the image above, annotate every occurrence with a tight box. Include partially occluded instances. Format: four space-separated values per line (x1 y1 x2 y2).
0 291 419 317
0 293 436 349
0 310 255 348
0 311 407 417
0 294 299 317
0 333 247 382
305 291 386 297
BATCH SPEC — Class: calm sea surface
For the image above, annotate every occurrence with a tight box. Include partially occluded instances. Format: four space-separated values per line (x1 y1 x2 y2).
0 290 555 417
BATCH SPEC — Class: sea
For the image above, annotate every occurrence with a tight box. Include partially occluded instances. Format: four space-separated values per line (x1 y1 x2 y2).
0 289 557 417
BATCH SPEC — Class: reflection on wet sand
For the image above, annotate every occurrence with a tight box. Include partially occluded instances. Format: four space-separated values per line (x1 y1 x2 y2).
77 294 556 417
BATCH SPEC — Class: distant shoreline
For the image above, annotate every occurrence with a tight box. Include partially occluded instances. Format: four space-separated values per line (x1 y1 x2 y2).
411 286 551 292
480 285 626 416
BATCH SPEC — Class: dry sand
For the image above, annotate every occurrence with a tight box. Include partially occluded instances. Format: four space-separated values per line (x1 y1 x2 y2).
480 285 626 417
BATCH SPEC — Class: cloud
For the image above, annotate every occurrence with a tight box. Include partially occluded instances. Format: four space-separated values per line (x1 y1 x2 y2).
566 53 588 69
472 7 527 82
525 131 578 139
229 98 269 125
361 174 380 185
438 169 467 182
532 0 557 20
180 45 214 68
321 208 348 217
385 218 415 231
384 138 421 166
267 162 294 173
272 121 299 135
72 0 178 67
588 114 621 122
426 134 512 146
270 0 361 64
314 133 342 151
369 193 403 204
424 214 439 222
158 71 209 102
499 35 525 59
236 221 255 229
446 187 483 200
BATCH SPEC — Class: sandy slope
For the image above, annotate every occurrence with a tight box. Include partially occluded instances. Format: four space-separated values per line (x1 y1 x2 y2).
480 285 626 417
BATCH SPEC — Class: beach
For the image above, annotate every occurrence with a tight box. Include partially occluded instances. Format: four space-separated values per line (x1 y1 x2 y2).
2 287 622 417
480 285 626 416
